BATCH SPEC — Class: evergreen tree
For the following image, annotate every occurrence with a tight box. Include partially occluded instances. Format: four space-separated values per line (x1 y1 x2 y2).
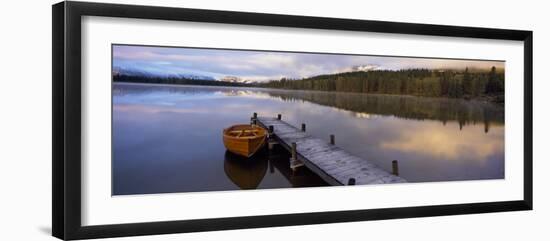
486 66 502 93
462 68 473 96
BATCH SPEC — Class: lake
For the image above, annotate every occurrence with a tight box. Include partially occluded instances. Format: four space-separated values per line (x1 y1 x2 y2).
112 83 505 195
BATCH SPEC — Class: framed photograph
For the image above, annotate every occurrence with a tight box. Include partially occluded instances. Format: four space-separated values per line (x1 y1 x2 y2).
52 1 533 240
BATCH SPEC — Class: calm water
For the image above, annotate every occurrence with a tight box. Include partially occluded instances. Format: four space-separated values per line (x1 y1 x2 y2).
112 83 504 195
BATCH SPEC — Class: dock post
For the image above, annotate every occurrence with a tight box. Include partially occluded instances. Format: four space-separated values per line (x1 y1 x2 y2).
301 123 306 132
392 160 399 176
291 142 297 160
252 119 257 125
268 141 276 151
289 142 304 171
277 114 282 120
348 178 356 185
268 125 276 151
330 134 335 145
250 112 257 124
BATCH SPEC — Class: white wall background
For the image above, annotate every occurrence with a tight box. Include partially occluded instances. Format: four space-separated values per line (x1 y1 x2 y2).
0 0 547 240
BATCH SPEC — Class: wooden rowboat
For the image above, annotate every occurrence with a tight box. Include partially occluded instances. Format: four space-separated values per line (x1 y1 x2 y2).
223 124 267 157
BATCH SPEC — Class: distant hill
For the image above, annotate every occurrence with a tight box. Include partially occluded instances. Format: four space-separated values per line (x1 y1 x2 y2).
113 73 250 87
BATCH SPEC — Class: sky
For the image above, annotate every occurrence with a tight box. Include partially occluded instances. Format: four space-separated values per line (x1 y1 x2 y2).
113 45 505 82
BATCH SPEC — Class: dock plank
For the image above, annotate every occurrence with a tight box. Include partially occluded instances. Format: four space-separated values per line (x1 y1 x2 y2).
256 117 406 185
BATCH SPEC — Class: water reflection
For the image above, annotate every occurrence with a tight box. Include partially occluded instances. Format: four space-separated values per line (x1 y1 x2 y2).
223 149 328 190
266 150 330 187
112 83 505 195
224 151 268 190
380 122 504 162
114 84 504 132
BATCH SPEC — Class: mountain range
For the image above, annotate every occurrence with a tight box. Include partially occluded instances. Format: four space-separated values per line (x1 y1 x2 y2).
112 66 216 81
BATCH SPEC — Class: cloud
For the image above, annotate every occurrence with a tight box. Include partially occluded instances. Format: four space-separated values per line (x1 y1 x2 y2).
113 45 505 82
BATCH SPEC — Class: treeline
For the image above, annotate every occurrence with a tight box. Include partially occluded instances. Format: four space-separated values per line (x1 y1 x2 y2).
256 67 504 101
113 74 250 87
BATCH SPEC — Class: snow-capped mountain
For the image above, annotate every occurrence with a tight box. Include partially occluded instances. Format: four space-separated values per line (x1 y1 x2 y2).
112 66 216 80
220 76 241 82
351 64 383 72
219 76 251 83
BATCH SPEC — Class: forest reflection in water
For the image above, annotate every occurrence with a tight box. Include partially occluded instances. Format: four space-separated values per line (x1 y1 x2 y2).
115 84 503 130
257 89 503 132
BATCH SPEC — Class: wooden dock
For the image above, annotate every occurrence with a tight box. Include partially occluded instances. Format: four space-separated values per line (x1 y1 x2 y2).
254 115 406 186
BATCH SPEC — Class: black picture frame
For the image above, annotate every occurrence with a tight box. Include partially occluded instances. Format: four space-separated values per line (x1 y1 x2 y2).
52 1 533 240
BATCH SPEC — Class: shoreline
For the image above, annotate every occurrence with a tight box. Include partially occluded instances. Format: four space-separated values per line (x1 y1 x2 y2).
113 81 504 104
